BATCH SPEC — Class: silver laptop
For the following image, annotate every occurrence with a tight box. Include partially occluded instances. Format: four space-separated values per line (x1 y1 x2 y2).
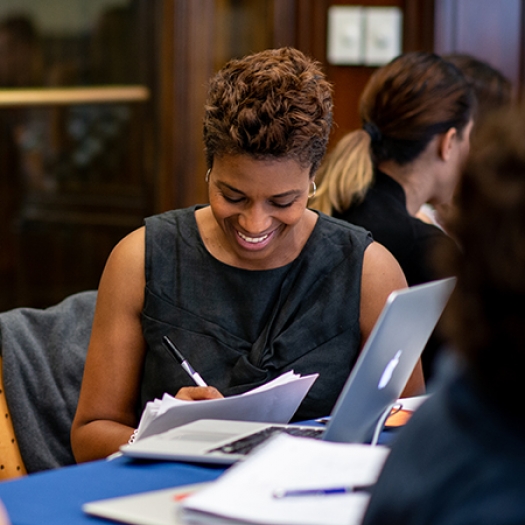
120 277 455 465
83 483 211 525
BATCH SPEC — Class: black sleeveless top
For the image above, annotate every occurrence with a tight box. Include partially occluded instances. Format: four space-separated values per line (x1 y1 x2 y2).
140 205 372 421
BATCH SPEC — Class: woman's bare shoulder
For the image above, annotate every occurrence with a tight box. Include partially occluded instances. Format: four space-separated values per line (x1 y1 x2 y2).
96 227 146 313
362 241 406 287
360 241 407 341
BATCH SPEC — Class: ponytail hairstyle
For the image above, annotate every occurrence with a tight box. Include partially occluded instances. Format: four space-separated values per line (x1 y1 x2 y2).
310 52 475 215
310 130 372 214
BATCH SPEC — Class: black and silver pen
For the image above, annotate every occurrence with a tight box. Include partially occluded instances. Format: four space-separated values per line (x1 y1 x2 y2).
162 335 208 387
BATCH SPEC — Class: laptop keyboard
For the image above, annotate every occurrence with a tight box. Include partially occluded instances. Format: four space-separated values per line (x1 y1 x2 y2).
208 426 324 456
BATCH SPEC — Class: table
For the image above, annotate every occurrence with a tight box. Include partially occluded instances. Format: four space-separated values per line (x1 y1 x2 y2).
0 455 226 525
0 427 399 525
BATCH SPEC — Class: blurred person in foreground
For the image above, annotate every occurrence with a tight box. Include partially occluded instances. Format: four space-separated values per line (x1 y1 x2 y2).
362 103 525 525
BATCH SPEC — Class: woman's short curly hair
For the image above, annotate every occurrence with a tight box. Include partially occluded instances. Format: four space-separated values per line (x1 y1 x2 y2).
203 47 333 175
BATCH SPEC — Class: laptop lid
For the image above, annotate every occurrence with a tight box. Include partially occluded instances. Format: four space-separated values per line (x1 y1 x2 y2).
83 483 211 525
322 277 456 443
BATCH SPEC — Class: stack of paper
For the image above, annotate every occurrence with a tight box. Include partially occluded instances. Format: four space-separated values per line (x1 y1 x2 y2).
180 433 390 525
135 371 318 440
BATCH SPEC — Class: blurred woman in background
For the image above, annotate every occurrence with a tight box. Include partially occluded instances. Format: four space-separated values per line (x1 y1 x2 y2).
310 52 475 287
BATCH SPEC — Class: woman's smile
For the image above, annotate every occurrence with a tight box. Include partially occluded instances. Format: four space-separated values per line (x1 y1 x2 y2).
236 228 275 248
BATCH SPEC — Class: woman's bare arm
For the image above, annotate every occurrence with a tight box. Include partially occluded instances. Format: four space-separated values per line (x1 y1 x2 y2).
71 227 148 462
71 226 223 462
359 242 426 397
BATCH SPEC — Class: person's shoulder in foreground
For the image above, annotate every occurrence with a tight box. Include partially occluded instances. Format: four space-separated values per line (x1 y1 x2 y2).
362 102 525 525
362 362 525 525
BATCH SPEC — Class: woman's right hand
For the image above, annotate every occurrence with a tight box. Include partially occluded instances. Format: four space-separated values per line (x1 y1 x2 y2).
175 386 224 401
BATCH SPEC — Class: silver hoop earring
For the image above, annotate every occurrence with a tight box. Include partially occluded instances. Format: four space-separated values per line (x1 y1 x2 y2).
205 169 211 183
308 180 317 199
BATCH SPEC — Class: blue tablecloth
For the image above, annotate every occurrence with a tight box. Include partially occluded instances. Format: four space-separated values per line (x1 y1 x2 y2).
0 456 226 525
0 425 399 525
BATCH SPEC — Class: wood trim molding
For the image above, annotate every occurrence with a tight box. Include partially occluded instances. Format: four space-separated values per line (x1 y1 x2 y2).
273 0 297 47
404 0 435 52
0 86 150 107
157 0 216 211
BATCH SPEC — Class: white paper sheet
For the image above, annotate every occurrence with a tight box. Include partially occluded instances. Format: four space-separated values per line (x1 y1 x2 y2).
181 434 390 525
397 394 429 412
136 371 318 440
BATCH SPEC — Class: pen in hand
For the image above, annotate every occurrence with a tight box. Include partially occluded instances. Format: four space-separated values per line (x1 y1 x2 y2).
272 484 375 499
162 335 208 387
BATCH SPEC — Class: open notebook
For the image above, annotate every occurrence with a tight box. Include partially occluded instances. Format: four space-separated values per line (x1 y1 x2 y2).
120 277 455 465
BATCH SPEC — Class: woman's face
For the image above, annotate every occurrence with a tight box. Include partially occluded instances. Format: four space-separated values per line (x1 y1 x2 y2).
207 154 313 269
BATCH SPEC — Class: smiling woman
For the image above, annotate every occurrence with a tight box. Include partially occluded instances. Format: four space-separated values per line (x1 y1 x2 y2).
71 47 422 463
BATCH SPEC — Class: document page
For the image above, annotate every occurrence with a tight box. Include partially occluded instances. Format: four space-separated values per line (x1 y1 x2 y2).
136 371 318 440
181 434 390 525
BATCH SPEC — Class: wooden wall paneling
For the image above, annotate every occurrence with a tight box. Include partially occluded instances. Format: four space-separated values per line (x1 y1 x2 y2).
213 0 273 67
180 0 217 209
327 66 373 145
158 0 216 212
135 0 158 199
294 0 329 61
232 1 275 56
273 0 297 48
214 0 232 69
403 0 435 52
157 0 176 213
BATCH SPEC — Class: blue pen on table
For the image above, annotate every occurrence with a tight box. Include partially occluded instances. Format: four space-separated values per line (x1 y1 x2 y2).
273 484 374 499
162 335 208 387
